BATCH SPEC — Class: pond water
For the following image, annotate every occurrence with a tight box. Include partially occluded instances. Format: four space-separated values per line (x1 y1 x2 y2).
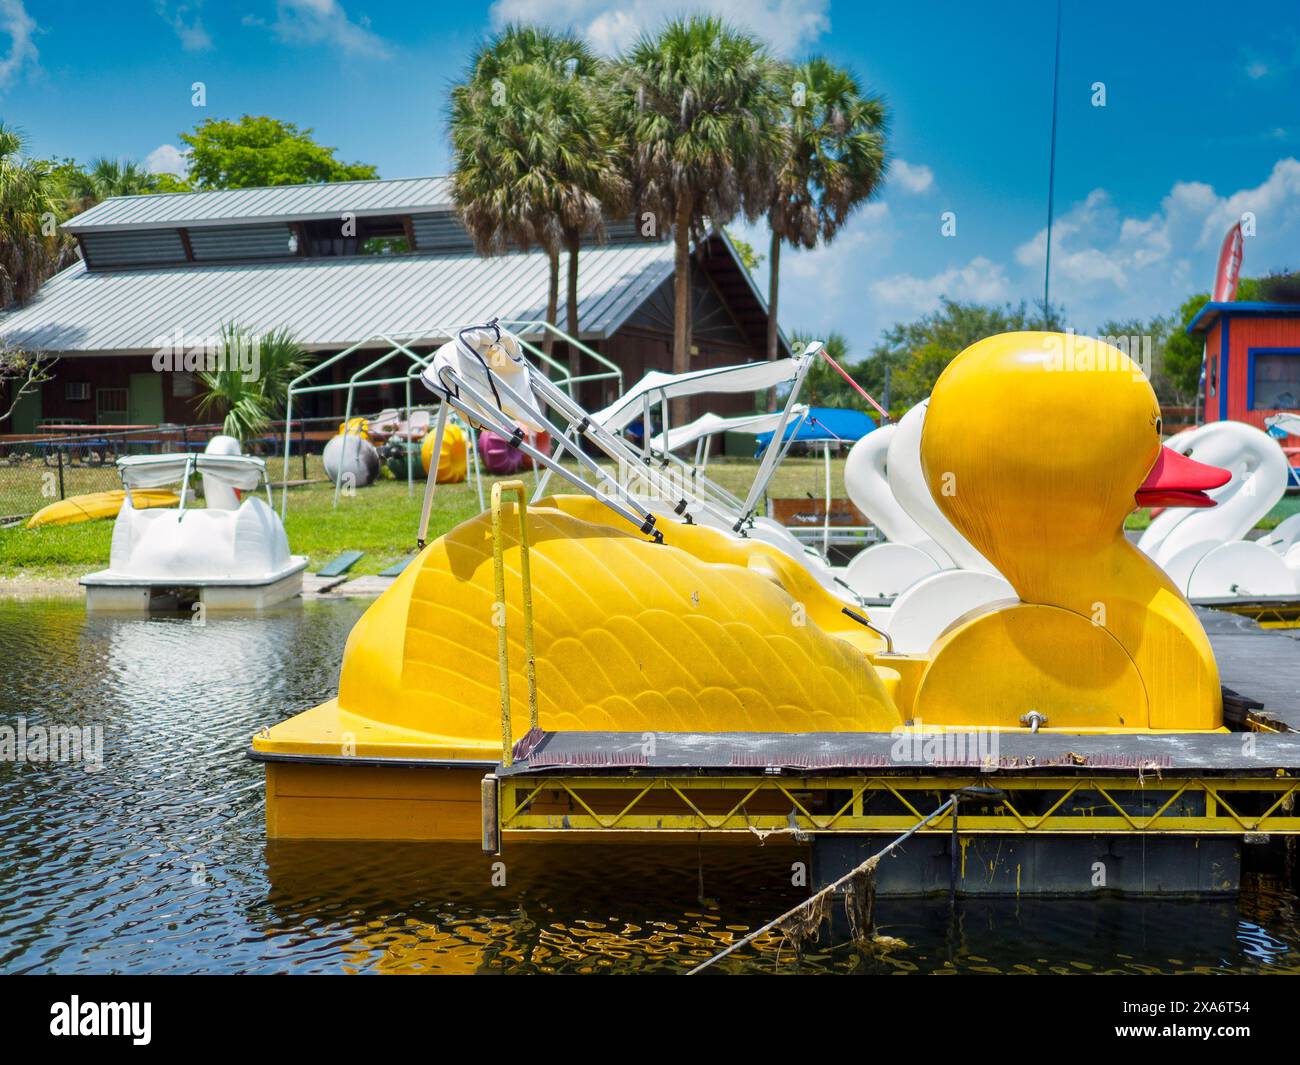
0 598 1296 975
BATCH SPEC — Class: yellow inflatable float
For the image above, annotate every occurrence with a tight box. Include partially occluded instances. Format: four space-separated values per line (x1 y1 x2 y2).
27 489 180 528
421 423 467 484
254 332 1233 840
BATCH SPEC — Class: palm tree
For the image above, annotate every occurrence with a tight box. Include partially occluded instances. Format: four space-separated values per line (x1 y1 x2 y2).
449 25 627 367
67 157 162 211
196 325 309 441
0 122 72 308
765 59 887 407
610 16 783 419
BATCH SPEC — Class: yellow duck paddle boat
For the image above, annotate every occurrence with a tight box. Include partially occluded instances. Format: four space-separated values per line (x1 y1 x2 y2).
253 331 1233 841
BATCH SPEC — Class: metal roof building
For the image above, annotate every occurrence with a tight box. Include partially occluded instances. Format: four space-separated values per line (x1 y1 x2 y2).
62 176 455 231
0 242 677 356
0 176 786 430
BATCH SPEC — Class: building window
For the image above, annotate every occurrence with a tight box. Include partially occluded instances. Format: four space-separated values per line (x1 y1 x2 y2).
302 216 411 257
1252 350 1300 410
65 381 90 401
96 388 128 424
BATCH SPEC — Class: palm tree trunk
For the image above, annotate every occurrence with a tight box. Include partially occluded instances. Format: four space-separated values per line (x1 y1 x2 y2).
671 193 693 425
566 230 580 382
766 229 782 412
544 249 559 361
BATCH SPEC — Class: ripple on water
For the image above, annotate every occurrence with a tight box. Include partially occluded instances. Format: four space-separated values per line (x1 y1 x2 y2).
0 597 1297 974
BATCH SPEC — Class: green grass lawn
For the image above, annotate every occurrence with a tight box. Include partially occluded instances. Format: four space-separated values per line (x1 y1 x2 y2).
0 453 842 580
3 451 1298 581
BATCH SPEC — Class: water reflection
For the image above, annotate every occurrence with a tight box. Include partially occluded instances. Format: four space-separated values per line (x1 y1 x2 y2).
257 842 1300 975
0 598 1296 974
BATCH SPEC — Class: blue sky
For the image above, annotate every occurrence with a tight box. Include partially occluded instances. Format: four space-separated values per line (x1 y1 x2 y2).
4 1 1299 351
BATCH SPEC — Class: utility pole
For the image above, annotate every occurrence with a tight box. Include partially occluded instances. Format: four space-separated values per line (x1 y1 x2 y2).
1044 0 1063 318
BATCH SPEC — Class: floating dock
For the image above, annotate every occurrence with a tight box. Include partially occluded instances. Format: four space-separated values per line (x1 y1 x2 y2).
483 609 1300 896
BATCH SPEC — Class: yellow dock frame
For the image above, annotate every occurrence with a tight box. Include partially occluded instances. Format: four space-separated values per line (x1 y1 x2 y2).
477 474 1300 849
489 772 1300 839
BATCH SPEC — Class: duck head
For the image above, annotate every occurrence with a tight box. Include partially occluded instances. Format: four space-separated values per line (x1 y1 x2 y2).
920 331 1227 589
911 331 1229 732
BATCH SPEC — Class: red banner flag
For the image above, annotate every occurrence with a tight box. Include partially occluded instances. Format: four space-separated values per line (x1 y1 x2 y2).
1213 221 1244 302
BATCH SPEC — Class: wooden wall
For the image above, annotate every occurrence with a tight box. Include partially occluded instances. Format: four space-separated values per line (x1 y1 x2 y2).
1203 313 1300 450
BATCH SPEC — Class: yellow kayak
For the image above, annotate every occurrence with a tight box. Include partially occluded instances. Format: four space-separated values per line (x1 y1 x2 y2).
26 489 180 528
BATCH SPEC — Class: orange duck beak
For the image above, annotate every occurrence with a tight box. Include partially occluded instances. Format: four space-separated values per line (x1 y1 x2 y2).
1135 446 1231 509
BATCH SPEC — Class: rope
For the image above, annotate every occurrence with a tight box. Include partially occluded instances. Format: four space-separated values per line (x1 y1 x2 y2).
685 795 957 975
818 347 891 422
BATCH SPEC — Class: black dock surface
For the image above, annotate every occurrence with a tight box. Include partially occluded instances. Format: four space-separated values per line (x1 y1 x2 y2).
1196 607 1300 731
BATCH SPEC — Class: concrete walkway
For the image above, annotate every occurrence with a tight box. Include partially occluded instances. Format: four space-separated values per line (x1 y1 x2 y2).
301 572 396 599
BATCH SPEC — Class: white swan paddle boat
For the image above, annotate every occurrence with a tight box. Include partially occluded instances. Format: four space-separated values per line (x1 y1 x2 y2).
1138 420 1295 601
81 435 307 611
841 399 1015 650
841 421 951 598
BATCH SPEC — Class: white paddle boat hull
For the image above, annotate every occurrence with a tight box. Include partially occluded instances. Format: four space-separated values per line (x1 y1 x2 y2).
82 559 308 611
81 440 307 612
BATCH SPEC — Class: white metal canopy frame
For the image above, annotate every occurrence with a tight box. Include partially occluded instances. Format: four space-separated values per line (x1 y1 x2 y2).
118 453 274 513
584 345 821 534
641 405 813 520
417 319 669 547
415 319 821 550
278 321 626 516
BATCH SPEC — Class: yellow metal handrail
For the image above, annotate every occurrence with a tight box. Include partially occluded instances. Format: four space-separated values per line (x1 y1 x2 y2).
492 480 538 767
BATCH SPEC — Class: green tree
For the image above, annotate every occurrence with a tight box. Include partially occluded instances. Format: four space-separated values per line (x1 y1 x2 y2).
872 298 1065 409
449 25 627 361
764 58 887 407
180 116 378 189
611 15 783 418
0 123 73 308
789 330 880 409
196 325 310 441
724 228 763 272
1161 278 1262 402
891 341 958 408
1162 294 1212 403
64 156 166 212
1096 314 1180 404
151 173 192 194
1258 269 1300 303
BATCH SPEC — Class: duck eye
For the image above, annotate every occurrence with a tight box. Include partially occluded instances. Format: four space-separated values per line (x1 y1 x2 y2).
1155 417 1162 436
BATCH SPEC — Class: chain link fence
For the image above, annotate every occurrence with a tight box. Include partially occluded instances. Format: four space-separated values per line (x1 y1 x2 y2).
0 417 342 522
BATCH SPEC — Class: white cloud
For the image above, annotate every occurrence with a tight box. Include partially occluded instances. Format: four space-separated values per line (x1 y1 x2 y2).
0 0 38 89
890 159 933 195
997 157 1300 334
488 0 830 56
1192 157 1300 247
157 2 212 51
144 143 188 176
869 256 1011 317
1015 160 1300 308
262 0 391 59
1246 60 1270 79
1015 188 1132 288
776 201 891 294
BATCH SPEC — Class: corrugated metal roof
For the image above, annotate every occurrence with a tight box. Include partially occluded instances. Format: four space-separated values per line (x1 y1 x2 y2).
64 176 454 233
0 243 677 355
